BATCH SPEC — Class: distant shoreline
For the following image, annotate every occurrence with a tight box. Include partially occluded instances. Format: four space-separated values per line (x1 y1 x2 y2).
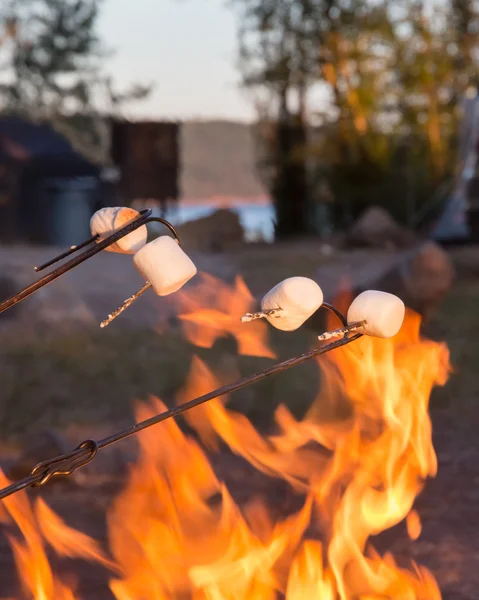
179 196 271 207
141 197 276 242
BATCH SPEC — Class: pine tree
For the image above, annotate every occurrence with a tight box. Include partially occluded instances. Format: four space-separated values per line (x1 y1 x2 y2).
0 0 151 162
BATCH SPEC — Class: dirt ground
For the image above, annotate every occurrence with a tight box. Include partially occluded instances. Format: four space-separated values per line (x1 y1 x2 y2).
0 241 400 329
0 243 478 598
0 411 478 600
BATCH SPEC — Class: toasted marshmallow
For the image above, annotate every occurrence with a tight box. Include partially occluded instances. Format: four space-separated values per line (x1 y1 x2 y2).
90 207 147 254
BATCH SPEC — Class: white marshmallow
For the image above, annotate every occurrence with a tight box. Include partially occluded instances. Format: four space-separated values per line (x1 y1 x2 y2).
133 236 197 296
347 290 405 338
261 277 324 331
90 207 147 254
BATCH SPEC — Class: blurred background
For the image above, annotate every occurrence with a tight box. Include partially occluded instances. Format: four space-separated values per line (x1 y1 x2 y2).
0 1 478 596
2 0 479 247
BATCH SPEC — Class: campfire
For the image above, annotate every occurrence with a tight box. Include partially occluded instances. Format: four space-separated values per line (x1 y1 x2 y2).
0 272 450 599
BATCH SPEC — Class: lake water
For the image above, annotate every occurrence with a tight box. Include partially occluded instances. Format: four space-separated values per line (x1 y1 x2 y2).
162 202 276 243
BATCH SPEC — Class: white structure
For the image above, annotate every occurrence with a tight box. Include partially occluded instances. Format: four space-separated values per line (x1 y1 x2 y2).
432 93 478 241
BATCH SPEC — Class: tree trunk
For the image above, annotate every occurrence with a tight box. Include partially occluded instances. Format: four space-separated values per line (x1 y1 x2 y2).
273 116 309 239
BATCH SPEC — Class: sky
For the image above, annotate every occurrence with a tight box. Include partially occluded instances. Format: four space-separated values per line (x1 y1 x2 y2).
98 0 255 122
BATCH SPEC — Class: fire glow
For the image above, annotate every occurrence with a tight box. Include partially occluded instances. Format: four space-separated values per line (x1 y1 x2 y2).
0 275 450 599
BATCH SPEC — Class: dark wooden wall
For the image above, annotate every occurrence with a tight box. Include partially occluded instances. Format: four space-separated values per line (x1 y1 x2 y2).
110 120 180 203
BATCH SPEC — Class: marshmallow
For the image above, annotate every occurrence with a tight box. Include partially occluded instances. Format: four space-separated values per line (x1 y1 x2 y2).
347 290 405 338
90 207 147 254
133 236 197 296
261 277 324 331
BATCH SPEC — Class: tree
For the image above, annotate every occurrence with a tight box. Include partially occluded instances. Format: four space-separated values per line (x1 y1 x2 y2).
232 0 402 234
233 0 478 233
0 0 151 163
232 0 320 238
451 0 479 91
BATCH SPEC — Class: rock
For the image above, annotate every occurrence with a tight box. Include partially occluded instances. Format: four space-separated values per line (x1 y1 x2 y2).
348 206 416 249
310 242 454 330
176 209 244 252
357 241 455 318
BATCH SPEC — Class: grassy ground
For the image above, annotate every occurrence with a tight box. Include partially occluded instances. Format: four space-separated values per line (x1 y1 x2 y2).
0 245 476 437
427 277 479 413
235 241 334 292
0 322 322 436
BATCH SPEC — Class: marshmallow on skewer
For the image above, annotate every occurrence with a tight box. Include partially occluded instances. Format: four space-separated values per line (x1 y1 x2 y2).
251 276 324 331
133 235 197 296
347 290 405 338
90 207 147 254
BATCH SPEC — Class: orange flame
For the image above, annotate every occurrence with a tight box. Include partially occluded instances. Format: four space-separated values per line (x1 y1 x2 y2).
0 470 77 600
0 277 450 599
176 273 276 358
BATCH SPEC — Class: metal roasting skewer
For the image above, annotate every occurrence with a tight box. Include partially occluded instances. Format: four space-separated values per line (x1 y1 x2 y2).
241 310 367 341
33 234 100 272
317 321 366 341
0 303 362 500
100 282 152 328
99 236 185 327
241 308 284 323
0 209 181 321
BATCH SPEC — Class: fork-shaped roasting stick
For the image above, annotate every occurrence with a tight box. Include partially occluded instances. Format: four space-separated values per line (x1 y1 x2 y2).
0 209 180 316
33 233 101 273
242 306 367 340
0 303 363 501
100 233 197 328
0 271 406 500
100 281 152 328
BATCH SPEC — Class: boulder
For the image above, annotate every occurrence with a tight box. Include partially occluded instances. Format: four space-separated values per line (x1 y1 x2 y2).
309 242 454 333
357 241 455 318
176 209 244 252
348 206 416 249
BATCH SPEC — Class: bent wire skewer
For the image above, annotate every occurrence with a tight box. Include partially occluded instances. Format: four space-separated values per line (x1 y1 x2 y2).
0 303 364 501
0 209 180 318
